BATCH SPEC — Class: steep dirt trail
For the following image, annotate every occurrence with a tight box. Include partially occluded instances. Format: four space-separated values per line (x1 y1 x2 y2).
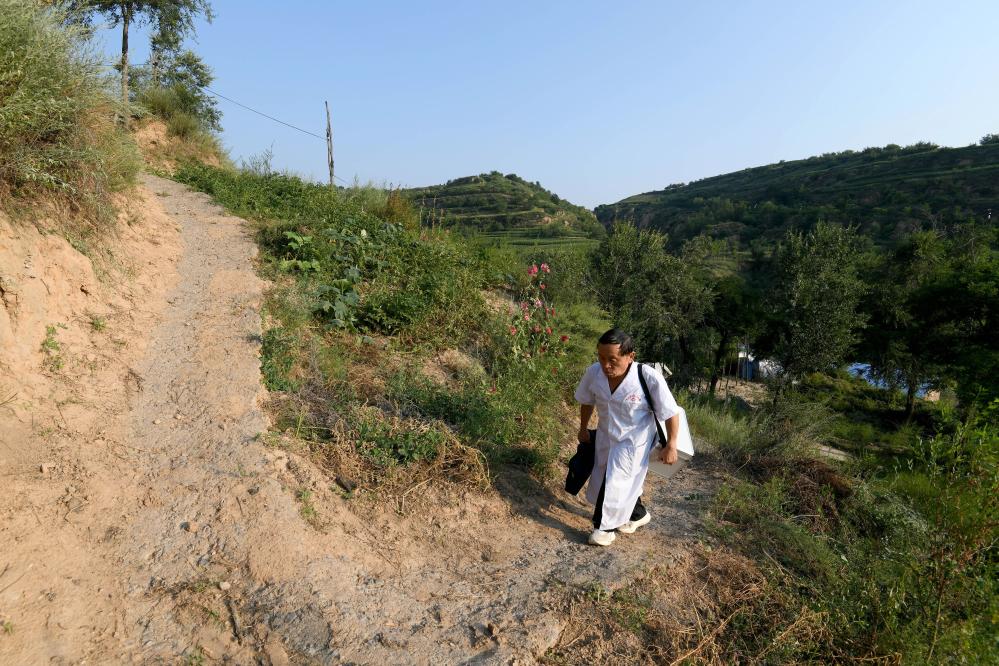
1 175 716 664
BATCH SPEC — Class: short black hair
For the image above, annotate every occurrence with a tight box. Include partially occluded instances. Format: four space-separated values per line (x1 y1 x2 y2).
598 328 635 355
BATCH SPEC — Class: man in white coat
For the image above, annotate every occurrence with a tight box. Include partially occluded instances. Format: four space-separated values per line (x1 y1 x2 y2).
574 329 680 546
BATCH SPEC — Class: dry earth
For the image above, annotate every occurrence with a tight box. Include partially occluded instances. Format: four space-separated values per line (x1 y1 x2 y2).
0 175 717 664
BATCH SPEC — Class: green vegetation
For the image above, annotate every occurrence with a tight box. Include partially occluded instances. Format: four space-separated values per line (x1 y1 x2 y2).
550 396 997 664
133 49 221 136
69 1 214 131
596 141 999 249
709 397 997 663
175 163 604 488
0 0 140 235
177 149 995 662
40 323 67 372
403 171 605 238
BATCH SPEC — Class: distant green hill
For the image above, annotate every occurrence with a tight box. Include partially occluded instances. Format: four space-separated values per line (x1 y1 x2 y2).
595 140 999 248
403 171 605 238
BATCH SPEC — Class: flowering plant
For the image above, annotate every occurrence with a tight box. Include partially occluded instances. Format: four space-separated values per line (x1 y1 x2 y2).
507 263 568 362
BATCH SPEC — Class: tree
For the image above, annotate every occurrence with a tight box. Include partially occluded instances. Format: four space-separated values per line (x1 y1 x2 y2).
148 0 213 86
593 223 712 387
915 225 999 411
155 49 220 130
71 1 212 128
765 223 867 390
859 224 999 416
859 231 949 419
705 274 759 395
979 133 999 146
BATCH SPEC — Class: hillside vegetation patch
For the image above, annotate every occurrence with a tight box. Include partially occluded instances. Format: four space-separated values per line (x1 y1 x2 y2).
175 164 606 505
0 0 140 238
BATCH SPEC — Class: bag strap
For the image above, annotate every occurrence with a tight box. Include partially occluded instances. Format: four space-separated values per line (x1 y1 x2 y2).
636 363 667 447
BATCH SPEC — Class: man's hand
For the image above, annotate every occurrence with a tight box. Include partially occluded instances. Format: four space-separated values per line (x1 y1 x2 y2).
578 427 591 444
661 445 678 465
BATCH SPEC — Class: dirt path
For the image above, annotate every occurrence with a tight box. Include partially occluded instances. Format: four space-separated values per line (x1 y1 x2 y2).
1 174 717 664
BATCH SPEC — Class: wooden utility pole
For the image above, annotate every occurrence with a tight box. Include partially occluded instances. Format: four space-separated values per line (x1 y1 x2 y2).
325 101 335 189
120 4 132 129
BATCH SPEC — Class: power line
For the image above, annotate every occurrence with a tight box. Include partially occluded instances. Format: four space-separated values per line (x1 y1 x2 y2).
100 65 352 184
202 86 325 140
201 86 351 184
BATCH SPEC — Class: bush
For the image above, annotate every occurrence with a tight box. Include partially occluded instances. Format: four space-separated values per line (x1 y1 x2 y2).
137 85 184 120
0 0 140 232
166 112 201 139
703 395 999 663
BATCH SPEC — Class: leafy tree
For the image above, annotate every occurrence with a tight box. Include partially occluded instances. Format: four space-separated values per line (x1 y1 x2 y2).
133 50 222 131
859 224 999 415
149 0 213 86
918 225 999 410
764 223 867 389
705 274 759 394
859 231 949 419
979 133 999 146
70 1 212 128
593 223 712 386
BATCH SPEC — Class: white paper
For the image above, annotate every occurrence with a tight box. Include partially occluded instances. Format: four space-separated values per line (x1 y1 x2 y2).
647 448 694 479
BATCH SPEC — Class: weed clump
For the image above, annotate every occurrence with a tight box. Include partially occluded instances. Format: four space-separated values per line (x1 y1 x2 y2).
673 394 999 663
0 1 140 235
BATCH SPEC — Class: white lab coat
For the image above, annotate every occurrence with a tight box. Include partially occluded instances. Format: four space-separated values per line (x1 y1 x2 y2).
574 362 680 530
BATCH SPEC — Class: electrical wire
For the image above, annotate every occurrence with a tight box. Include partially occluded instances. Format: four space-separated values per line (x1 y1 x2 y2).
102 60 350 183
202 86 325 141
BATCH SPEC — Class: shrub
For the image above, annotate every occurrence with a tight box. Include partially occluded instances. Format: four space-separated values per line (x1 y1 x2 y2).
166 112 201 139
704 395 998 663
136 85 184 120
0 0 140 233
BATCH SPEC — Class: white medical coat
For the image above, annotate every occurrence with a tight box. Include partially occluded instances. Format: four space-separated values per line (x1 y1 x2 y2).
574 362 679 530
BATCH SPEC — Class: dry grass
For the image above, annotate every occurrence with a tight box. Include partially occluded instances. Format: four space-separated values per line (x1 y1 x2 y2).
544 545 832 665
133 118 228 174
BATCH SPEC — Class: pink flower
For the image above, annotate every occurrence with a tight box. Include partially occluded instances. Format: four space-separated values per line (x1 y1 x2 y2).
523 314 530 321
560 335 569 342
541 263 550 273
509 326 518 335
527 265 539 276
488 385 497 394
539 284 546 290
533 298 543 308
520 301 529 310
545 327 552 335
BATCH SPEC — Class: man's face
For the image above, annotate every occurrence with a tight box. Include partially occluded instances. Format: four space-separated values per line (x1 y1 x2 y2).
597 343 634 380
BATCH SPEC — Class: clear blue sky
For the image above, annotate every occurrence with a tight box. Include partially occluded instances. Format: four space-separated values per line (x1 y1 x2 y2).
94 1 999 208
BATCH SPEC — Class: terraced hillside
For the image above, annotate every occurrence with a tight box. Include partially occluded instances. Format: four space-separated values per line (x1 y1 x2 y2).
596 140 999 248
403 171 605 238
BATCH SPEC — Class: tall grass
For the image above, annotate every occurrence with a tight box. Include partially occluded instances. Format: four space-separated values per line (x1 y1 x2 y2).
685 395 998 663
0 0 140 234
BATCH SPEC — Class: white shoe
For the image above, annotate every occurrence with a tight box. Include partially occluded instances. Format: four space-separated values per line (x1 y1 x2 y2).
617 512 651 534
588 529 616 546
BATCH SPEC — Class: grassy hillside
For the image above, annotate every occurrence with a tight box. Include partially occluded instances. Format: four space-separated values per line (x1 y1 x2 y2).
402 171 605 238
0 1 140 239
596 141 999 248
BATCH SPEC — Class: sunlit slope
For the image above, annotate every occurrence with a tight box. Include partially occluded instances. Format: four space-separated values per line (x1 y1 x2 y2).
403 171 604 238
596 141 999 247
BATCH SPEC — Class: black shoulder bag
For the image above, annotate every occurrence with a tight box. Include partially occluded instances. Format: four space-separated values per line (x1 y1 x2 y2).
637 363 668 448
